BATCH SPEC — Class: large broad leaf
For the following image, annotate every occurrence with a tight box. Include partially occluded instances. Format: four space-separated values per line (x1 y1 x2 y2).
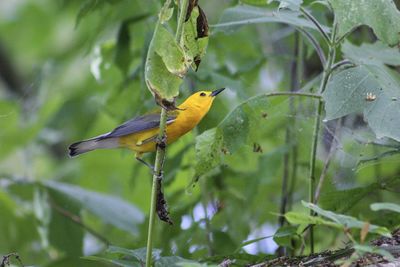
323 65 400 141
213 5 328 33
194 95 269 178
145 0 186 106
342 41 400 67
328 0 400 46
302 201 391 237
44 181 144 235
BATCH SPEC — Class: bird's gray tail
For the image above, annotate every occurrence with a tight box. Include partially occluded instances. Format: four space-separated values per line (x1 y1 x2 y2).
68 134 119 157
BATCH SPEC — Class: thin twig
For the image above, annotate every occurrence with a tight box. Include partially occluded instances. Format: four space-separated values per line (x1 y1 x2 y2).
307 20 338 254
330 59 355 73
278 32 301 257
296 27 326 66
265 91 322 99
356 149 400 169
300 7 331 45
314 119 342 204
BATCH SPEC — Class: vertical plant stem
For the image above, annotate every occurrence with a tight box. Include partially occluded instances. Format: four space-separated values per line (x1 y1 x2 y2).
279 32 300 228
146 108 168 267
145 1 189 266
288 36 303 213
307 23 337 254
278 32 301 257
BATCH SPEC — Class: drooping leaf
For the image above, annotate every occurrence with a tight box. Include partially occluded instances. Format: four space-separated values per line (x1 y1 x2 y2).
302 201 391 237
328 0 400 46
181 4 209 70
323 65 400 142
214 5 329 33
371 202 400 214
144 0 187 107
44 181 144 235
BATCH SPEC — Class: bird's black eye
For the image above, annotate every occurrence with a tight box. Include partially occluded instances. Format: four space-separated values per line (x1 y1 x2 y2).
200 92 206 97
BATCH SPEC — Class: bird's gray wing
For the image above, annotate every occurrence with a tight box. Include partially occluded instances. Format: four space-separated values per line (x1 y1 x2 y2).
102 113 176 138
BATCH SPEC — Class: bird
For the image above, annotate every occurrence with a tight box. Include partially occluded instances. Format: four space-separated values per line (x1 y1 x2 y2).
68 88 225 165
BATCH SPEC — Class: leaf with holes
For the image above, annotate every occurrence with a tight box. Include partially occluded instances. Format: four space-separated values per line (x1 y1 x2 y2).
181 5 209 70
328 0 400 46
194 95 269 179
145 0 187 107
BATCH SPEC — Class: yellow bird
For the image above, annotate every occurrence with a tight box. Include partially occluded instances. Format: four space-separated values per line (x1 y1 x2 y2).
68 88 225 162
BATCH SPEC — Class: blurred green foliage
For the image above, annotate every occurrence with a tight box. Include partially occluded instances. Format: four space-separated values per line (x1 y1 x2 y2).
1 0 400 266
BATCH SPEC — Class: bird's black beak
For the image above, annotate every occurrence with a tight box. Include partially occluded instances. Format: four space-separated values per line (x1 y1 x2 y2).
210 88 225 97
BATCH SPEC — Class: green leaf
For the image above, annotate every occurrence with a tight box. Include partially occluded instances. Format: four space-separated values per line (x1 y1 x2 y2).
319 183 381 213
240 0 269 6
145 1 187 105
181 6 209 70
277 0 303 11
323 65 400 142
214 5 328 33
107 246 161 262
302 201 391 237
273 225 298 248
76 0 121 26
342 41 400 67
44 181 144 235
155 256 195 267
285 211 340 228
84 256 139 267
371 202 400 213
48 186 84 256
114 21 132 76
212 230 237 255
194 95 269 178
328 0 400 46
236 235 273 252
194 128 223 179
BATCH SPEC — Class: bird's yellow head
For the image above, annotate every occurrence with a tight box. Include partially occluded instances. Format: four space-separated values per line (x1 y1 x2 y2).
179 88 225 112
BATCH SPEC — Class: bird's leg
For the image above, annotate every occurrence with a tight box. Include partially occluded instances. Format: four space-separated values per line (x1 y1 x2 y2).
135 154 154 171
